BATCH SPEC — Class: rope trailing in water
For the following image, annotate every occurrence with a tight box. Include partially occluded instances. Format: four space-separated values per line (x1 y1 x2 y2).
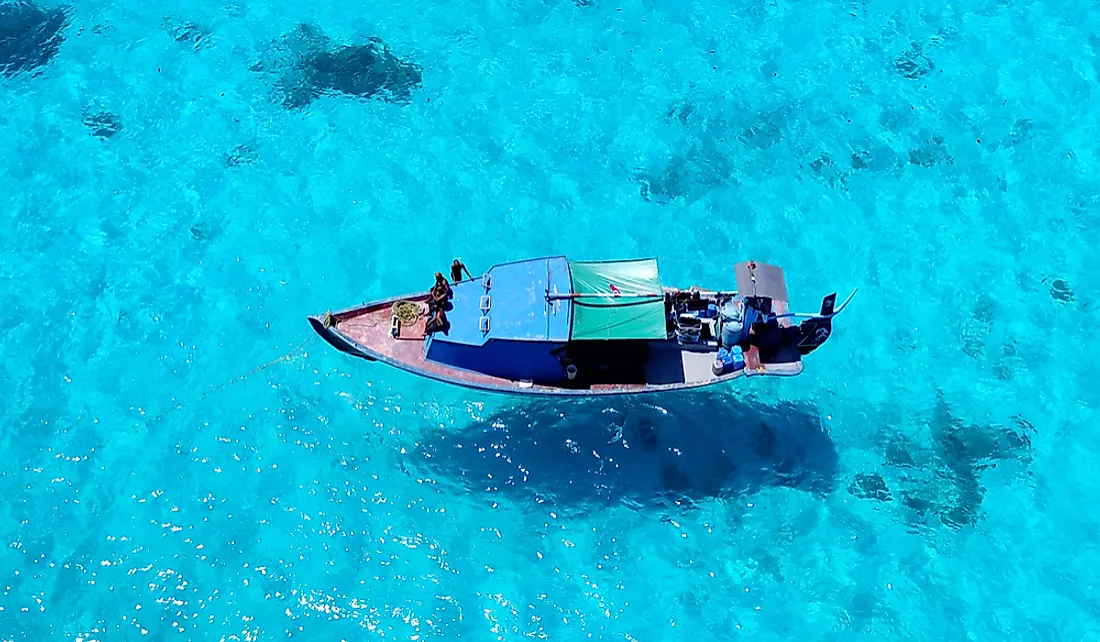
144 334 319 424
391 300 423 324
200 334 318 399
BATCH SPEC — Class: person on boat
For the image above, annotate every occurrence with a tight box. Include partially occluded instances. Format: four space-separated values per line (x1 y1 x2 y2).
451 258 473 283
430 272 452 305
425 308 448 334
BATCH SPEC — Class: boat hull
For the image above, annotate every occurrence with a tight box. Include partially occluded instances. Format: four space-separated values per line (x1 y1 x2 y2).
307 290 805 397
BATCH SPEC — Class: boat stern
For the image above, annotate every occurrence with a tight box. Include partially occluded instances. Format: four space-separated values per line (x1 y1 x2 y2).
796 289 856 355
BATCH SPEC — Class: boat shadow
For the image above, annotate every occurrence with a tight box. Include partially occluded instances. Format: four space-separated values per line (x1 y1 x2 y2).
406 391 839 512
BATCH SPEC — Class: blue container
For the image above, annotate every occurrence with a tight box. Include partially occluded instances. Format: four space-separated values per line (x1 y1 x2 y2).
712 346 746 375
730 345 745 370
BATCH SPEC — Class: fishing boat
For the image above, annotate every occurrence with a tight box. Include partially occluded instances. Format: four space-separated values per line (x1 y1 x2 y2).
308 257 855 396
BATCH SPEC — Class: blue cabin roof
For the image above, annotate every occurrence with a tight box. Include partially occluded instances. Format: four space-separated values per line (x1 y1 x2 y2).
431 256 573 347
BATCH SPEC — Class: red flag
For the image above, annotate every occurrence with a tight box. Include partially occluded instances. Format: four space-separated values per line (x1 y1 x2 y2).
609 282 621 294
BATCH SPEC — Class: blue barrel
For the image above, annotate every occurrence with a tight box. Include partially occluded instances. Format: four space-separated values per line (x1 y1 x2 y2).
719 299 744 347
720 321 740 348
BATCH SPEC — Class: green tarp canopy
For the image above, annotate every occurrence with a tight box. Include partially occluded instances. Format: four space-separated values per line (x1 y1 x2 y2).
568 258 668 340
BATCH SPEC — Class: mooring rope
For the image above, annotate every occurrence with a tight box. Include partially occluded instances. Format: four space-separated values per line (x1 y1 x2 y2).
199 333 319 399
145 333 319 424
391 300 422 324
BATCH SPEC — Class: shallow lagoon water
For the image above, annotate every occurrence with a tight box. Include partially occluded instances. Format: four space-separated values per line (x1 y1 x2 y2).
2 0 1100 638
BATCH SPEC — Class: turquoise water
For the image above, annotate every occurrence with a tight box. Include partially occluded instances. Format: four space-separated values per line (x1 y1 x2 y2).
3 0 1100 637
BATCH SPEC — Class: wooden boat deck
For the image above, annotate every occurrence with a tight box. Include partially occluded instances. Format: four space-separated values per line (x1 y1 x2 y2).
314 292 802 396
